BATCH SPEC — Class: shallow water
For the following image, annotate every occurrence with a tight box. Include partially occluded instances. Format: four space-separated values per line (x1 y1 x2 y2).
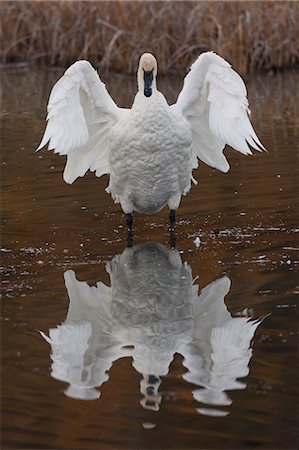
1 66 298 449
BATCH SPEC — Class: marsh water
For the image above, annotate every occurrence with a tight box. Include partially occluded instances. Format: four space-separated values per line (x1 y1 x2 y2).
1 66 298 449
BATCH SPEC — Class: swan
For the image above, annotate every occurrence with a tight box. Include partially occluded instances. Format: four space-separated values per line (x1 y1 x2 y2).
37 52 265 227
40 242 264 415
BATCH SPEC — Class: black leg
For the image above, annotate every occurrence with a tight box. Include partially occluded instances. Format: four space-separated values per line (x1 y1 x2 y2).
169 209 176 228
169 209 176 248
125 213 133 247
126 213 133 230
169 228 176 249
127 228 133 248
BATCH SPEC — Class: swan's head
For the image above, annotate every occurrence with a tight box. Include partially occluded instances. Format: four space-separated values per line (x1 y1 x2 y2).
138 53 158 98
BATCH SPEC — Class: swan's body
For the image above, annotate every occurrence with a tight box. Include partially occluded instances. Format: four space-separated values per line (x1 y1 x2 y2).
108 92 192 213
37 52 265 217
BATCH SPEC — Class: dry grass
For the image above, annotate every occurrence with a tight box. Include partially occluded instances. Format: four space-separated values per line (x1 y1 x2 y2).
1 1 298 76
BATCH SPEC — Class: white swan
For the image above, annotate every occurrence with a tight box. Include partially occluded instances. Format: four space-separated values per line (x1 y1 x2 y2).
37 52 265 225
40 242 264 416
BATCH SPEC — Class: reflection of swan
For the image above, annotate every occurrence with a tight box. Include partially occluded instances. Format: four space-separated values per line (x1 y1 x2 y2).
41 242 264 416
181 278 262 416
37 52 264 224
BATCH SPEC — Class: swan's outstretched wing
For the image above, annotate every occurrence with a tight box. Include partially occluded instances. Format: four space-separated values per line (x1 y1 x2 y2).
173 52 265 173
37 60 128 183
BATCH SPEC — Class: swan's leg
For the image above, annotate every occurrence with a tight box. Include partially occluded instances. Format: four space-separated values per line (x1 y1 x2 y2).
169 210 176 247
126 213 133 230
168 194 180 230
169 209 176 228
127 228 133 248
169 227 176 249
120 197 134 231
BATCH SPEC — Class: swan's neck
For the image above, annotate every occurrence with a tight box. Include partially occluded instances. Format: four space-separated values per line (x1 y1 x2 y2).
137 67 157 97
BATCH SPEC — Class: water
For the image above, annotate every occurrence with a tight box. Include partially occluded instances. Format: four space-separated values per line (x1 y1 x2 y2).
1 66 298 449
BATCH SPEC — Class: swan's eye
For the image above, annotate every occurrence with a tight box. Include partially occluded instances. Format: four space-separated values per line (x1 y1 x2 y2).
144 70 153 97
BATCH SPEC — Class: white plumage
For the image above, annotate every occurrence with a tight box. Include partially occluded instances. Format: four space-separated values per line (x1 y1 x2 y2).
40 242 264 414
37 52 265 215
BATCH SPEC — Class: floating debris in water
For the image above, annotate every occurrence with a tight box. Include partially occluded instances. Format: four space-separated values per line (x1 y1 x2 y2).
276 304 295 309
196 408 229 417
193 237 201 248
142 422 156 430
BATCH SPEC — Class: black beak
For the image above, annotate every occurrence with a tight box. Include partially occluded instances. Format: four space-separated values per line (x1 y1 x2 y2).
144 70 153 97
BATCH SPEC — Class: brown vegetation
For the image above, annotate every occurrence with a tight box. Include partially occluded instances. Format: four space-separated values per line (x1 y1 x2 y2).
1 1 298 76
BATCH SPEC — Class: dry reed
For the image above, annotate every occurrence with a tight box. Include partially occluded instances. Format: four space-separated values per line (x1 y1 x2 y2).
1 1 298 76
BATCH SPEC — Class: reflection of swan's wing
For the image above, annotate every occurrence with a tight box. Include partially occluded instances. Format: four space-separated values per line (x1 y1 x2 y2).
182 276 262 415
41 270 125 400
181 276 231 383
41 320 103 399
37 60 128 183
64 270 112 332
192 276 232 335
209 316 262 384
64 269 126 360
186 316 262 390
191 316 262 416
173 52 265 173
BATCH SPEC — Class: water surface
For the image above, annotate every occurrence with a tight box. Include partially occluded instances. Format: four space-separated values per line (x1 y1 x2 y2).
1 66 298 449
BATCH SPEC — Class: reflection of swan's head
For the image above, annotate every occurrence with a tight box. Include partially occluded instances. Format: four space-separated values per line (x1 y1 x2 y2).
140 374 162 411
138 53 158 97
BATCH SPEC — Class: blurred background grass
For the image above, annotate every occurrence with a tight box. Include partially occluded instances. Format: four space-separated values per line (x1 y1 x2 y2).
1 0 298 76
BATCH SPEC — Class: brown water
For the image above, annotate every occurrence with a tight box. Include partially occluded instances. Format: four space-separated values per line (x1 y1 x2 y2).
1 66 298 450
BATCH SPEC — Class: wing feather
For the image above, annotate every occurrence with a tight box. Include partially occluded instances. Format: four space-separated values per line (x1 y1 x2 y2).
37 60 128 183
173 52 265 173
